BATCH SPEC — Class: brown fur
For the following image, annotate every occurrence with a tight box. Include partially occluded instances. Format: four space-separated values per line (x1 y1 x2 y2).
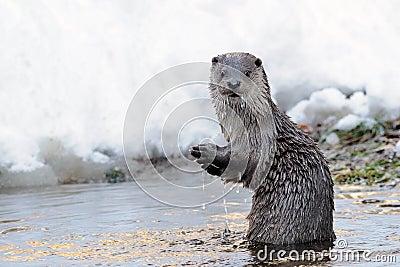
190 52 335 245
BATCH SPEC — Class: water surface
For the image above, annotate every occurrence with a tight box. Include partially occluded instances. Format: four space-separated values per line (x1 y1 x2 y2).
0 175 399 266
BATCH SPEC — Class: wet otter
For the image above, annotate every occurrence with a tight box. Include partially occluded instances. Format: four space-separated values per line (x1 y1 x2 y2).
190 52 335 245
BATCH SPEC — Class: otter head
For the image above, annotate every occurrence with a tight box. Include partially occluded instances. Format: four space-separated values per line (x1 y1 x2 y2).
209 52 270 104
209 53 278 190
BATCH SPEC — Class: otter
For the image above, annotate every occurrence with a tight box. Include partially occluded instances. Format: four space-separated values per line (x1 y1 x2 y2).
190 52 335 245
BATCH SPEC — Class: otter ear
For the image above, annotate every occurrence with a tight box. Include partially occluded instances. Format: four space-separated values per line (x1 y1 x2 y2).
212 56 219 64
255 58 262 67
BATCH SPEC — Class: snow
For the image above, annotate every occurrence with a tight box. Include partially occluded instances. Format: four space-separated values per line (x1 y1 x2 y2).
287 87 397 130
0 1 400 186
288 88 354 125
333 115 375 131
325 133 340 146
395 141 400 156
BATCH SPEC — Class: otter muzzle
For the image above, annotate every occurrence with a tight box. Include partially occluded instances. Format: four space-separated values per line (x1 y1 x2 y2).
227 79 240 89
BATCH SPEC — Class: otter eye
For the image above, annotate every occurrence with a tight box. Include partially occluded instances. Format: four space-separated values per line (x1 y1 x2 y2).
255 58 262 67
221 70 225 77
244 70 251 77
212 57 219 63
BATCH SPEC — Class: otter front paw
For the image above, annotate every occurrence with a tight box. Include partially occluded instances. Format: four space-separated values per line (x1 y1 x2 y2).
190 143 217 164
189 143 230 177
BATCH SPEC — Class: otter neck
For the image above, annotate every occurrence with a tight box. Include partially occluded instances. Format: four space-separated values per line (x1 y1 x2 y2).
215 92 278 190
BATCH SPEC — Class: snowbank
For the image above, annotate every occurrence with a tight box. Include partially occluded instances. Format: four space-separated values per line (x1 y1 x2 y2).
287 87 399 130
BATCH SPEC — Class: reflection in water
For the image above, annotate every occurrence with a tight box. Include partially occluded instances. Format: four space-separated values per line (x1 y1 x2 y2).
0 182 399 266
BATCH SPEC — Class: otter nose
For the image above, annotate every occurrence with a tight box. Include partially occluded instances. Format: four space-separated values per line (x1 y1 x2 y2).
227 80 240 89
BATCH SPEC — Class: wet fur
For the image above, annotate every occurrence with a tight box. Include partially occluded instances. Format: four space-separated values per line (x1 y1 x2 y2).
191 52 335 245
247 99 335 244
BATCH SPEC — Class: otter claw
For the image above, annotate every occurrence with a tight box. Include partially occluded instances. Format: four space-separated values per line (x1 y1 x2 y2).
190 143 230 177
189 146 201 158
194 143 218 164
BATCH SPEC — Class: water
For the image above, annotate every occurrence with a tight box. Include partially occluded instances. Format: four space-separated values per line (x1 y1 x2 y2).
0 178 399 266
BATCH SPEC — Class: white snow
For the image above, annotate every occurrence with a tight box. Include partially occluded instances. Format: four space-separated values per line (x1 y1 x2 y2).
288 88 350 125
325 133 340 146
287 86 397 131
395 141 400 157
0 1 400 186
333 115 376 131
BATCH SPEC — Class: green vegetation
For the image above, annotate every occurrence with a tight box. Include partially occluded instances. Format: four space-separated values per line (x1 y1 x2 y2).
105 167 126 183
324 118 400 186
335 119 387 144
332 159 399 185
